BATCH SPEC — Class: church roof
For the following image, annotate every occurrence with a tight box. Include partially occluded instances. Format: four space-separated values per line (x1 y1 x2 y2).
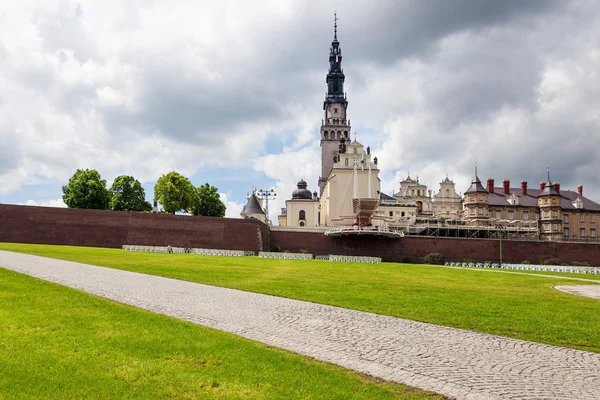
380 192 395 201
241 194 264 215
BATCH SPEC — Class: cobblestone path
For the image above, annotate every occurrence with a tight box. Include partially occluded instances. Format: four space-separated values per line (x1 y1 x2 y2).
1 251 599 400
554 285 600 300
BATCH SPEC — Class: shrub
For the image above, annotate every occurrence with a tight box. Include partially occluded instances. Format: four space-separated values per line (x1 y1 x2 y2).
462 258 473 264
421 253 444 265
402 256 412 264
541 258 562 266
571 261 590 267
299 248 309 254
521 260 531 264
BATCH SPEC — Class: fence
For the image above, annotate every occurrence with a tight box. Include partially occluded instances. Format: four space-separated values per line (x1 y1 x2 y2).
258 252 313 260
329 255 381 264
123 245 254 257
445 261 600 275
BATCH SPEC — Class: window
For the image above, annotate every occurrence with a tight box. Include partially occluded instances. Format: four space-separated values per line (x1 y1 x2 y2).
544 224 550 232
508 211 514 220
299 222 305 227
580 214 585 222
580 228 586 238
564 214 569 223
544 199 548 204
592 229 596 238
478 195 483 201
353 147 357 154
535 213 539 221
324 131 328 139
446 189 449 196
478 208 483 215
470 208 475 216
345 158 348 167
389 211 393 217
334 108 338 114
564 228 569 237
401 212 405 217
552 223 558 231
299 210 306 220
592 215 596 223
523 211 529 220
496 211 501 219
544 211 549 218
552 211 558 218
470 196 475 202
417 190 421 196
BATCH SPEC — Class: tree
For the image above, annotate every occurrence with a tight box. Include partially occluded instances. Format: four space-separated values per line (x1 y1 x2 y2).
109 175 152 212
192 183 226 217
154 171 196 214
62 169 109 209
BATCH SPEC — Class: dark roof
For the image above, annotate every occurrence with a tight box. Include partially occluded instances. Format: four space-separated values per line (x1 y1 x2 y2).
241 194 264 215
464 176 488 194
380 192 395 201
487 187 600 211
538 181 559 198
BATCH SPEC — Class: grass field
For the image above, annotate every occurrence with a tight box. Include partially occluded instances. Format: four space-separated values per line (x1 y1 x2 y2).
1 243 599 354
0 268 444 399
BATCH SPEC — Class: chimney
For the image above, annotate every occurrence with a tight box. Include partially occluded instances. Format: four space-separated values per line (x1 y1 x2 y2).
503 179 510 195
521 181 528 196
578 185 583 196
553 182 560 195
487 178 495 193
540 181 546 191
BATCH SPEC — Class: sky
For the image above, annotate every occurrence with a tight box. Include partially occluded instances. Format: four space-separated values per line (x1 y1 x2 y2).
1 0 599 221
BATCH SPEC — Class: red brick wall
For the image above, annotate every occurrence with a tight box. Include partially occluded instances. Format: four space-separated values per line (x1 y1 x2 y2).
2 204 598 265
0 204 267 252
269 230 600 265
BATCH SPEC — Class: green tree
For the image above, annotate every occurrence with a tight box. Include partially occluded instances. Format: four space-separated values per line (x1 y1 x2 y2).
192 183 226 217
109 175 152 212
154 171 196 214
62 169 109 209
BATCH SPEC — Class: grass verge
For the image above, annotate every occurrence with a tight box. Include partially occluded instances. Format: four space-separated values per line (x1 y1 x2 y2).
1 243 599 353
0 268 444 399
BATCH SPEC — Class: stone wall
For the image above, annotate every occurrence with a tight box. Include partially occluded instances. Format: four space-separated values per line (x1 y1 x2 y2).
269 230 600 265
0 204 267 252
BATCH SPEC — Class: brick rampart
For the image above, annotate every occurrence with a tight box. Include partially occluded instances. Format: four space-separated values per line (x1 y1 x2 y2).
1 204 599 265
269 230 600 265
0 204 267 252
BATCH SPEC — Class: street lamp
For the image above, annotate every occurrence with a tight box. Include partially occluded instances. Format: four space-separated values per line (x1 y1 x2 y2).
257 189 277 225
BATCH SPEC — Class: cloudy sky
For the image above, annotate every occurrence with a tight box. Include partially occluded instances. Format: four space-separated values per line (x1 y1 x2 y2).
1 0 599 220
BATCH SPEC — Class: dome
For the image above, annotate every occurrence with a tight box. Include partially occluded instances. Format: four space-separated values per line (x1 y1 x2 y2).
292 179 313 200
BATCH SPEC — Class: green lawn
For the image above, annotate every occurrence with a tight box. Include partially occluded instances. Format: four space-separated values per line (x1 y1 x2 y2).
1 243 600 353
0 268 444 399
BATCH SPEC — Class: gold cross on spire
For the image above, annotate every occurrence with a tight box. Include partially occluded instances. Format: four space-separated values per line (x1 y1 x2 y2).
353 130 357 142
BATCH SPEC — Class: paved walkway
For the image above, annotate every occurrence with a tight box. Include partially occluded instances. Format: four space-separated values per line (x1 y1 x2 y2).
554 285 600 300
1 251 599 400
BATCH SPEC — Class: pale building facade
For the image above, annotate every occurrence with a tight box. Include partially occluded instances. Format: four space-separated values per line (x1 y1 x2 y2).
284 180 319 227
432 176 463 218
319 140 380 227
394 176 433 215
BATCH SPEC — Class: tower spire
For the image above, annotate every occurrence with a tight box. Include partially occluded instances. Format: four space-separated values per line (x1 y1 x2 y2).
334 12 338 41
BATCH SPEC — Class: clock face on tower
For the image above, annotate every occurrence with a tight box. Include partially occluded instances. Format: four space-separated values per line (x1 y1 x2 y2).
327 104 345 120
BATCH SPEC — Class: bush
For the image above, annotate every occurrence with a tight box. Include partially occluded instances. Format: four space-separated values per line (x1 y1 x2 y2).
402 256 412 264
541 258 562 266
571 261 590 267
521 260 531 264
299 248 309 254
421 253 444 265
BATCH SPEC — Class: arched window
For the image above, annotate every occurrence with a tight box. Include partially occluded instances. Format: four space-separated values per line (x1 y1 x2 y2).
324 131 329 139
345 158 349 167
338 131 341 138
300 222 305 227
299 210 306 220
344 131 347 137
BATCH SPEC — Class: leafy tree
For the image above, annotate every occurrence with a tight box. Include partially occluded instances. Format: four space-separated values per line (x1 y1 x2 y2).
62 169 109 209
154 171 196 214
109 175 152 212
192 183 226 217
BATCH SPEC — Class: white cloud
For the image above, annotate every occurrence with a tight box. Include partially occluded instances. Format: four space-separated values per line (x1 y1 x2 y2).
220 193 243 219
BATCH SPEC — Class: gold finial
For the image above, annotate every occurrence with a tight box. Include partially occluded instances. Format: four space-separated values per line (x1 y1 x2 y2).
353 130 357 142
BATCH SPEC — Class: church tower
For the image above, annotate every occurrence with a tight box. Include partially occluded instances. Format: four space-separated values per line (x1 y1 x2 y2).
318 14 351 195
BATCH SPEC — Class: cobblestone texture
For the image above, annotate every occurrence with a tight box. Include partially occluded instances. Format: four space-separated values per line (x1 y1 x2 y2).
554 285 600 300
1 250 599 400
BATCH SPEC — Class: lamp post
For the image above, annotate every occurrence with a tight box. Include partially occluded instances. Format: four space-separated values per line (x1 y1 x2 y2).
257 189 277 225
257 189 276 252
